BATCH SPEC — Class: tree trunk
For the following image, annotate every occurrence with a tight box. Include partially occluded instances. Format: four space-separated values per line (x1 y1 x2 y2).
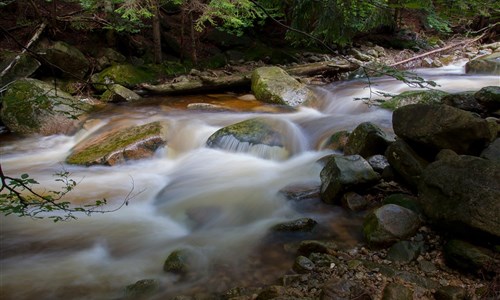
152 0 162 64
190 12 197 65
141 60 358 95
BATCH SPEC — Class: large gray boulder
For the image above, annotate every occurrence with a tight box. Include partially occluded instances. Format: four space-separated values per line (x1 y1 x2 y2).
344 122 392 158
320 155 380 204
0 78 92 135
39 41 89 79
251 66 317 106
465 52 500 75
393 104 494 155
206 118 290 160
66 121 167 166
419 155 500 241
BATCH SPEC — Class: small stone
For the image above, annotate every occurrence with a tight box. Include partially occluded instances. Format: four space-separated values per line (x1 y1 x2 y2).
382 282 413 300
434 285 467 300
293 256 315 273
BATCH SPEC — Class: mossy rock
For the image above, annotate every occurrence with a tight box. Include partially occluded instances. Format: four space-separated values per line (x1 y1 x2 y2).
0 78 92 135
206 118 290 160
92 64 159 91
319 130 350 151
125 279 159 299
380 90 448 111
251 66 318 106
344 122 392 158
66 121 167 166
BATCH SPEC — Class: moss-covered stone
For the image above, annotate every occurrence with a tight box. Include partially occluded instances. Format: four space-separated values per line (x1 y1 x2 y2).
251 66 317 106
320 130 350 151
66 121 166 166
206 118 289 160
125 279 159 299
380 90 448 111
92 64 159 91
344 122 392 158
0 78 91 135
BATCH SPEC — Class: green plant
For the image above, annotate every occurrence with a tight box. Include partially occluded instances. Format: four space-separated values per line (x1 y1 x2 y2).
0 164 134 222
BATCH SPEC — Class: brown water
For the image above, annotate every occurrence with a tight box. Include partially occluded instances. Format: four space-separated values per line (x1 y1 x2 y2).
1 63 498 299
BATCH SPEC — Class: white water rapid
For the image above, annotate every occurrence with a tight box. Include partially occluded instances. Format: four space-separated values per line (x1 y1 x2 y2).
1 62 498 299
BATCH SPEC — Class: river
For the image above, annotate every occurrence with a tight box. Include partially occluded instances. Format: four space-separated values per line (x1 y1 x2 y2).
0 62 498 299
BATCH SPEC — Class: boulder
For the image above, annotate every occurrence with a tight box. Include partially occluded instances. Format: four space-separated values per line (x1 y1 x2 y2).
465 52 500 75
443 239 499 275
385 139 429 189
92 64 158 91
418 155 500 240
163 248 202 279
363 204 421 247
341 192 369 211
206 118 290 160
0 50 40 87
320 155 380 204
100 84 141 102
474 85 500 111
39 41 89 78
434 286 467 300
480 138 500 162
393 104 494 155
386 240 425 263
380 90 448 111
367 154 390 173
321 277 371 300
382 193 422 215
440 91 486 115
94 48 126 71
66 121 166 166
251 66 318 106
344 122 392 158
0 78 92 135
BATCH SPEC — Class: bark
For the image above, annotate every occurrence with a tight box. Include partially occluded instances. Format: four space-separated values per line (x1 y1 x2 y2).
141 60 357 95
152 0 162 64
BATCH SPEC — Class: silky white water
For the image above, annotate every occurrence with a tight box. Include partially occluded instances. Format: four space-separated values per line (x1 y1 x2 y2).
1 63 498 299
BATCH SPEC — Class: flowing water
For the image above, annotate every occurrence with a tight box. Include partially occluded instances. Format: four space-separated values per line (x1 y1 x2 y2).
1 62 498 299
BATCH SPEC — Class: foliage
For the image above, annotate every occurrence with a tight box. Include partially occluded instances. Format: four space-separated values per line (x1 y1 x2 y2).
195 0 274 36
285 0 393 47
0 165 130 222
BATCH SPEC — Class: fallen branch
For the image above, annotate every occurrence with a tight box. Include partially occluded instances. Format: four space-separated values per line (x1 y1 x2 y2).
141 60 357 94
390 33 487 68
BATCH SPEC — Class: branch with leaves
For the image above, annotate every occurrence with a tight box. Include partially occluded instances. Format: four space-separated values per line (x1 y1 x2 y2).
0 163 138 222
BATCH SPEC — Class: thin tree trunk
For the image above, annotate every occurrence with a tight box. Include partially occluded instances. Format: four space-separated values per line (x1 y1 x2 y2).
190 12 197 65
152 0 162 64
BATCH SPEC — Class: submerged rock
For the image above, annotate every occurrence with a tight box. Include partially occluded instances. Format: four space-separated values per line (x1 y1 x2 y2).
66 121 167 166
251 66 318 106
271 218 317 232
0 78 92 135
163 248 202 279
206 117 291 160
125 279 160 299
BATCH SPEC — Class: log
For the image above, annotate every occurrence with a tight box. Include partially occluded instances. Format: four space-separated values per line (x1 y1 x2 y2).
141 60 357 95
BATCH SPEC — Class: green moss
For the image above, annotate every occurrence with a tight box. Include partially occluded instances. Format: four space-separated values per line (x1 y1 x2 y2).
93 64 158 91
66 122 163 165
380 90 448 111
207 118 282 147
